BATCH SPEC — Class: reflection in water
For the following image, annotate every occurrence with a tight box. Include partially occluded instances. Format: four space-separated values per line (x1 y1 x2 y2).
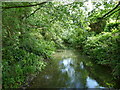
28 50 115 88
80 62 84 69
44 75 52 79
86 77 104 88
59 57 104 88
59 58 76 87
60 58 75 77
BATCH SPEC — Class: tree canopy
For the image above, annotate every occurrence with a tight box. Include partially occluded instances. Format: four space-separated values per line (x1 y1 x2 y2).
1 0 120 88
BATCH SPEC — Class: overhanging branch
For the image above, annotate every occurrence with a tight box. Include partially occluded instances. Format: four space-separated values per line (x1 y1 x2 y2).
105 8 120 19
101 1 120 19
2 1 49 9
25 7 42 19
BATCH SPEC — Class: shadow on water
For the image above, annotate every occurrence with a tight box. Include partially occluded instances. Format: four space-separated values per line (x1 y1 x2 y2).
28 49 118 88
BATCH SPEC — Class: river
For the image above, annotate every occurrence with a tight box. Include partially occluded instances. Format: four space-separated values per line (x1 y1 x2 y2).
28 49 117 88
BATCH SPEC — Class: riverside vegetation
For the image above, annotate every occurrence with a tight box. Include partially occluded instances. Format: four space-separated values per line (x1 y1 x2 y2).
1 1 120 88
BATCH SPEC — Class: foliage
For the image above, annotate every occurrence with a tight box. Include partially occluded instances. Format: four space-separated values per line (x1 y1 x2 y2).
2 49 46 88
81 1 120 78
2 1 120 88
2 2 56 88
83 30 120 77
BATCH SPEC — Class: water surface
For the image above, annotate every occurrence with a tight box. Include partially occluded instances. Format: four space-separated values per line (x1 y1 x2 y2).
28 49 116 88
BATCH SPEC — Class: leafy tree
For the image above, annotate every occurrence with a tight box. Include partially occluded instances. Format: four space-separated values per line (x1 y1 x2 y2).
1 0 120 88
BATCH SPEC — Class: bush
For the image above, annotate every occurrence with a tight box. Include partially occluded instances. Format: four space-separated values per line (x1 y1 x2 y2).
83 30 120 77
2 48 46 88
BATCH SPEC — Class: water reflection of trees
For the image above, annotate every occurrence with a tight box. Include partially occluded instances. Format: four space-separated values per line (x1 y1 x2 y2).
29 50 120 88
83 60 116 88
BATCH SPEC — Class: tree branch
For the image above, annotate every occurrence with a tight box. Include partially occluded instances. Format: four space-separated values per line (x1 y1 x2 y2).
105 8 120 19
101 1 120 19
2 1 48 9
25 7 41 19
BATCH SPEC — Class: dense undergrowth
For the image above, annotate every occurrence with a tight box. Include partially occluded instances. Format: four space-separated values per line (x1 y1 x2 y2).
2 1 120 88
2 2 57 88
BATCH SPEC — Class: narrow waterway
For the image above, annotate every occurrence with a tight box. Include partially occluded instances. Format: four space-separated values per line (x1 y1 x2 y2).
28 49 116 88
